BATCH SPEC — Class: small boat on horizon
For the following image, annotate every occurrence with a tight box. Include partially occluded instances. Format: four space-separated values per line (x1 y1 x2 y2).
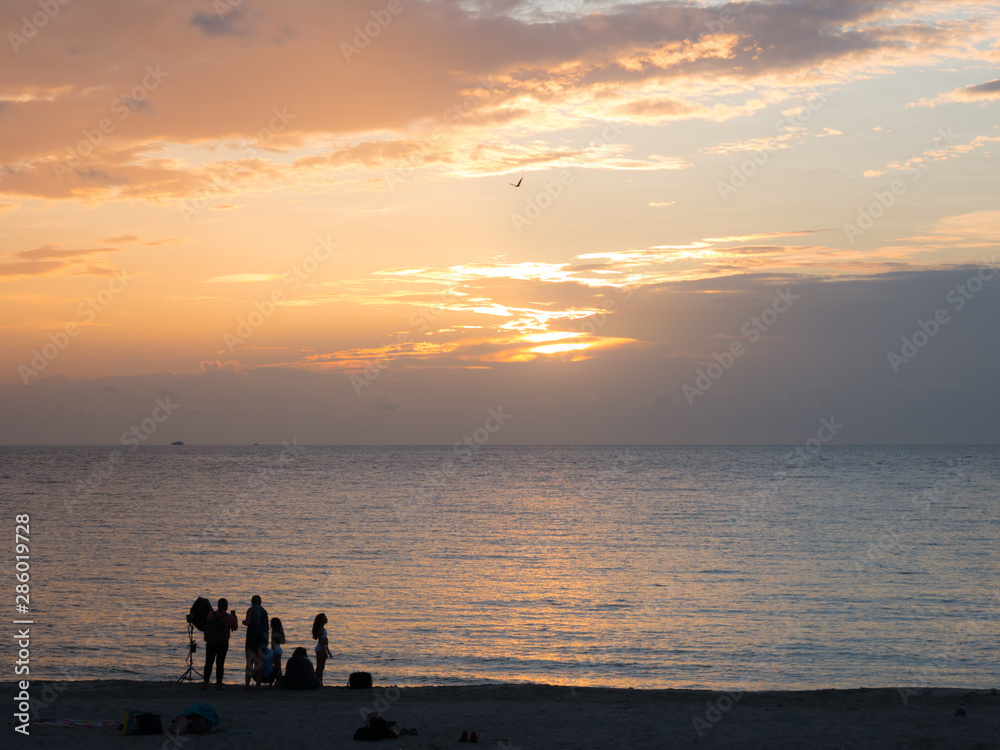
171 441 184 446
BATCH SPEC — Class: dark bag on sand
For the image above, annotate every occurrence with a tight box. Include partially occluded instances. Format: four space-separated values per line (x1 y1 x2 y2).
353 714 396 741
123 710 162 735
349 671 373 689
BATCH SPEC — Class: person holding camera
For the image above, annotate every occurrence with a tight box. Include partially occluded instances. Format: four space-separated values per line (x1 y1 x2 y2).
201 598 237 690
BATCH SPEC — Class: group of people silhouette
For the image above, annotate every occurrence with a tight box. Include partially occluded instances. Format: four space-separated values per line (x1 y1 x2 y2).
200 595 331 691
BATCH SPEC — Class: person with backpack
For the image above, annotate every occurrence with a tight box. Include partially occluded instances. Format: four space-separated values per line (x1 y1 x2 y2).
201 598 237 691
242 595 269 689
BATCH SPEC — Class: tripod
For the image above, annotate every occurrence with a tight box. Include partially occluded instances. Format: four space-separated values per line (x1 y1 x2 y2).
177 617 204 683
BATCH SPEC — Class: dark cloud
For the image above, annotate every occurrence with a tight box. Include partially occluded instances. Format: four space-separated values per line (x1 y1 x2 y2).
75 168 114 183
373 394 401 411
958 79 1000 97
3 267 997 445
190 8 250 38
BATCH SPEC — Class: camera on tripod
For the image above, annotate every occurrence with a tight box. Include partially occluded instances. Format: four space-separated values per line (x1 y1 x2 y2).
178 597 213 682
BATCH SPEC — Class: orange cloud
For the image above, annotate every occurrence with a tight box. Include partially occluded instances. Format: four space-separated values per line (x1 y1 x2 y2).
909 78 1000 107
0 244 123 278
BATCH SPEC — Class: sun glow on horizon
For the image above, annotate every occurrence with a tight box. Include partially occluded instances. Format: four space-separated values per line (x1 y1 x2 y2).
531 342 592 354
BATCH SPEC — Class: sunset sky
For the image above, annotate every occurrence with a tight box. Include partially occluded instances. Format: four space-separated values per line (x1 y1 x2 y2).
1 0 998 445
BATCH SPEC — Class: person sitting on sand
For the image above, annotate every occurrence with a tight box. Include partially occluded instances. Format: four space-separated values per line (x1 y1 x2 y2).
270 617 286 684
252 646 278 688
201 598 237 691
281 647 321 690
312 613 332 685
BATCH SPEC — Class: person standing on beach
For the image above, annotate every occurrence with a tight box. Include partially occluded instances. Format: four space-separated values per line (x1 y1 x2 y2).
312 613 332 685
243 595 269 689
270 617 286 684
201 598 237 691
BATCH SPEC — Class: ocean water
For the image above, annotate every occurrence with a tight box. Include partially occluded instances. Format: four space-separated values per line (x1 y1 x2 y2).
1 445 998 690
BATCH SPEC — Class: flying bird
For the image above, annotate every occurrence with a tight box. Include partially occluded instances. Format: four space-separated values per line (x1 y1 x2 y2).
510 177 523 187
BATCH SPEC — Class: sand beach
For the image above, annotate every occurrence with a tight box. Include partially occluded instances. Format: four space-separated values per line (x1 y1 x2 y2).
9 680 999 749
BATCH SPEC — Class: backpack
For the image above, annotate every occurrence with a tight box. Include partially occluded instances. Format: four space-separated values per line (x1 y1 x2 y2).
203 612 227 644
247 605 268 640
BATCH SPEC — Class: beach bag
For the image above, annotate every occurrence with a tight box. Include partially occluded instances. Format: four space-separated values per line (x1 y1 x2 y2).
122 710 162 735
203 611 226 644
349 671 373 689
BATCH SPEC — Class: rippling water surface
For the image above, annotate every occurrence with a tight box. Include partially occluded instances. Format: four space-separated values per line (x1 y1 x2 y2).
2 445 997 689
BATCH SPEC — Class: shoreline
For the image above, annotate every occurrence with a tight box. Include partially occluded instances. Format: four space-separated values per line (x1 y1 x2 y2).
9 680 999 748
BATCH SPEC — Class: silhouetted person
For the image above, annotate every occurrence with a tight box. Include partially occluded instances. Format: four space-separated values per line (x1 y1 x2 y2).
201 598 237 690
243 595 269 689
271 617 286 684
252 646 278 688
312 612 331 685
282 647 321 690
